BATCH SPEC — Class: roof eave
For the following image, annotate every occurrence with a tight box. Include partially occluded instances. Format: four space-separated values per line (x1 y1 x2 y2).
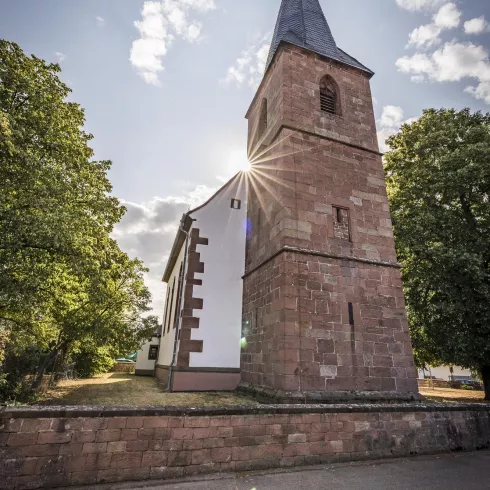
162 213 193 283
161 173 243 284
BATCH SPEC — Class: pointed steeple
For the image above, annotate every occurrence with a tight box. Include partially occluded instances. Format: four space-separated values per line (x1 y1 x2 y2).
266 0 373 76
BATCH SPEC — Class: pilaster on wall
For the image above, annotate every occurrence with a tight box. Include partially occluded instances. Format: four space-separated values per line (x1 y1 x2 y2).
177 228 208 368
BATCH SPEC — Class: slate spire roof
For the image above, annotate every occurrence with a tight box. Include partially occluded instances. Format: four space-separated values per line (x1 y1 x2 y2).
266 0 373 76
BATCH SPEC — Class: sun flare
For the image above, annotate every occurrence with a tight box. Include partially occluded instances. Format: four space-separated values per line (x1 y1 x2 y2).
228 149 252 174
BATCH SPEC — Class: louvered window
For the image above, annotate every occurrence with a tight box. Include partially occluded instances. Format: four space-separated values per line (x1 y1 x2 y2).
320 82 337 114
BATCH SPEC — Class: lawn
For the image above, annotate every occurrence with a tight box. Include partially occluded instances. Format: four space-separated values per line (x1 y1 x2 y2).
37 373 488 407
38 372 258 407
419 386 486 404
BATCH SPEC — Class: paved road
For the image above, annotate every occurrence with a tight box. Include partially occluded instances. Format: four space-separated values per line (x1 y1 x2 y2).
82 451 490 490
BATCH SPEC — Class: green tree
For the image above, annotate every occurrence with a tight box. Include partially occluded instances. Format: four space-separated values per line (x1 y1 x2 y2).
385 108 490 399
0 40 122 325
0 41 156 401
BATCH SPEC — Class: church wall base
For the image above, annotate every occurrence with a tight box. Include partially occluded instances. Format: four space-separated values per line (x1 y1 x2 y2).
155 364 241 392
134 369 155 377
238 382 423 404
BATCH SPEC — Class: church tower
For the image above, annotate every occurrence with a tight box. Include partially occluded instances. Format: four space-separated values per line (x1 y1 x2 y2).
241 0 420 402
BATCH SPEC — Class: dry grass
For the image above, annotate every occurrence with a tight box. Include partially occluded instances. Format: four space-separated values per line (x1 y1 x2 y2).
38 373 257 407
37 374 489 407
420 386 486 404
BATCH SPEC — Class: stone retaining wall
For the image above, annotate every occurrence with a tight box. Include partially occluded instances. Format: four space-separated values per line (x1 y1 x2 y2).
417 379 450 389
1 404 490 489
112 363 135 373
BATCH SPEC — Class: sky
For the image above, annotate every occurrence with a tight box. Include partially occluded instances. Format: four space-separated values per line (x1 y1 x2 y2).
1 0 490 317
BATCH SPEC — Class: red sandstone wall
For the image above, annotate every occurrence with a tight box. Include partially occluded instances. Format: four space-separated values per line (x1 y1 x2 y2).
241 252 417 394
1 406 490 489
280 45 379 153
242 44 418 396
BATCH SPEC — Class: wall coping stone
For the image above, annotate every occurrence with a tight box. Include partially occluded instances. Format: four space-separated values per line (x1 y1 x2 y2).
2 403 490 420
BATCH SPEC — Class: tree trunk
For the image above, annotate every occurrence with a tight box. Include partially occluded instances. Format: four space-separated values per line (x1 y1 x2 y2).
31 349 58 390
480 365 490 401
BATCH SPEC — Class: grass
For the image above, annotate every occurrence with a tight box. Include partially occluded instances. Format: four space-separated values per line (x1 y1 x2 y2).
36 373 489 407
38 372 258 407
420 386 486 404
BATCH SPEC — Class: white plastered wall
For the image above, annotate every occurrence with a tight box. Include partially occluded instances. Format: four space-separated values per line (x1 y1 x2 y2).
157 243 187 367
136 336 160 372
189 175 247 369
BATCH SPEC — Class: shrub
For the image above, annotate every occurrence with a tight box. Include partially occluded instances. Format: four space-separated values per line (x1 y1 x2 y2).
0 343 44 404
71 345 116 378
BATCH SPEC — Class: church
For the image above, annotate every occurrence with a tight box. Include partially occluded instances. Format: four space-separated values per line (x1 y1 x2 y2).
152 0 420 402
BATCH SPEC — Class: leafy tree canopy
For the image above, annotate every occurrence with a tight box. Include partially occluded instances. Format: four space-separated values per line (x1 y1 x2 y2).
0 41 157 400
385 108 490 399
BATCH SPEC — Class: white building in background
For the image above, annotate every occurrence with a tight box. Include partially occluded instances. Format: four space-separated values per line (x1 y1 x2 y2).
155 173 248 391
418 365 473 381
135 333 161 376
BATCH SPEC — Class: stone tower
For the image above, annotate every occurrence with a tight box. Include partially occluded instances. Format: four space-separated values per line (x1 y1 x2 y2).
240 0 420 402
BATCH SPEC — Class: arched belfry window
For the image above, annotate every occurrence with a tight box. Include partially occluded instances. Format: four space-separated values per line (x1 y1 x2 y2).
258 98 268 137
320 76 339 115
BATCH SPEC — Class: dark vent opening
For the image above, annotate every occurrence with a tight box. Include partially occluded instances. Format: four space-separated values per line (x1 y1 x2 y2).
336 207 343 223
259 99 268 137
348 303 355 327
320 89 336 114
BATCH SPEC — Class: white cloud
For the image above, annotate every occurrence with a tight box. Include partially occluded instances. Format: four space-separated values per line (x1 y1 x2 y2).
223 34 271 88
398 0 490 104
96 16 105 27
398 33 490 105
396 0 445 12
408 23 442 48
433 3 460 29
397 41 490 83
406 3 461 49
379 105 405 128
130 0 215 86
464 17 489 35
113 184 216 314
377 106 417 152
55 52 66 63
465 82 490 104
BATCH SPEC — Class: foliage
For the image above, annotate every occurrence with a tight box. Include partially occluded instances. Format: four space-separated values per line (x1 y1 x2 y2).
0 328 8 391
385 108 490 399
71 344 116 379
0 341 44 403
0 40 157 402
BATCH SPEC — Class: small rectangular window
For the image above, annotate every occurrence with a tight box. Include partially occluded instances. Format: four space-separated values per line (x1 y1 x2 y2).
333 206 351 241
231 199 241 210
148 345 159 360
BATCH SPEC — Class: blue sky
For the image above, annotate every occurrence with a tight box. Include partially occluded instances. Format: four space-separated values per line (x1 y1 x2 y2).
2 0 490 315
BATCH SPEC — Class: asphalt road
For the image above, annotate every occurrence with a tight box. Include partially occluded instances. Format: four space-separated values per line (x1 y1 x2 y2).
80 451 490 490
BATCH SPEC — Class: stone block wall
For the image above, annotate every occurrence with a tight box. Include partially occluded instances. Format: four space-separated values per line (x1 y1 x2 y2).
112 363 135 373
241 249 418 396
1 404 490 489
242 42 418 398
280 45 379 153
